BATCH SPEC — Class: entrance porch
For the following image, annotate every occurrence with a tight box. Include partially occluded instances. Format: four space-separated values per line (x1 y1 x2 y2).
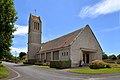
81 48 97 65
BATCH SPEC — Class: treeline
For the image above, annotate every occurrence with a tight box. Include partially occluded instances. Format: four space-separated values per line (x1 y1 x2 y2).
102 53 120 60
2 52 26 63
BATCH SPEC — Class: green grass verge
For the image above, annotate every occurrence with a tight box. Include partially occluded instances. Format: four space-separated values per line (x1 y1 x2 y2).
38 66 56 70
0 64 9 79
69 68 120 74
39 66 50 69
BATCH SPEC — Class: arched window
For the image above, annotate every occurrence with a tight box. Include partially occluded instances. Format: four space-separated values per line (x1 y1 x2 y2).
34 22 40 30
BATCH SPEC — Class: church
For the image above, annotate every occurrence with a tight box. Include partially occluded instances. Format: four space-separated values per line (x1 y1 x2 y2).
27 14 103 67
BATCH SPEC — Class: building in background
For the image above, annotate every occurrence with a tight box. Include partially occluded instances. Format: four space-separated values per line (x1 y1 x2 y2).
27 14 103 67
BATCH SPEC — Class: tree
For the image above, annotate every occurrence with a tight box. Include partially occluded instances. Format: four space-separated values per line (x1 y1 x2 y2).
19 52 26 60
0 0 17 59
117 54 120 59
102 53 108 60
109 55 117 60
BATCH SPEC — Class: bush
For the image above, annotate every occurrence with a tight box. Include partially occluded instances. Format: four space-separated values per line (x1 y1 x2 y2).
35 61 42 65
89 60 110 69
23 60 29 64
50 60 71 69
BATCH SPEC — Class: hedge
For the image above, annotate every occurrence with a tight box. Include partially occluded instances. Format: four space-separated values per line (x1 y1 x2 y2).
50 60 71 69
35 61 42 65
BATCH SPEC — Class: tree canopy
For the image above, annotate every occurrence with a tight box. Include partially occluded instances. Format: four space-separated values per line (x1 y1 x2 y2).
102 53 108 60
0 0 17 59
108 55 117 60
19 52 26 60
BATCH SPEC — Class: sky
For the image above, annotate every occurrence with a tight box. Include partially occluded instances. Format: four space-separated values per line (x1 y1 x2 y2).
11 0 120 56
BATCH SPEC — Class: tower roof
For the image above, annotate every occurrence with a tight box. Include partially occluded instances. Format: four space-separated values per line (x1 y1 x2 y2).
29 13 41 22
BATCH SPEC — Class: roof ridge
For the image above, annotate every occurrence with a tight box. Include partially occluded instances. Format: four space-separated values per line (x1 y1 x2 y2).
69 25 87 45
40 27 84 52
43 28 83 44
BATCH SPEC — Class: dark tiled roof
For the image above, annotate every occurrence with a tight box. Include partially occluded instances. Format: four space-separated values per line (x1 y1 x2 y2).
40 28 84 52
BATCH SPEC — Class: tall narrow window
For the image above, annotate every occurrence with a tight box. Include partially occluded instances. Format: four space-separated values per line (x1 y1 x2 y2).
53 51 59 60
34 22 40 30
38 23 39 30
34 22 36 29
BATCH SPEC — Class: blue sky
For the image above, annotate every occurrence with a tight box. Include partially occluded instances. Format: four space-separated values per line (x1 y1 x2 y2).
12 0 120 56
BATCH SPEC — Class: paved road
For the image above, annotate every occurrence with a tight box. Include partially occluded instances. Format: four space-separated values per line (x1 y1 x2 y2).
2 62 120 80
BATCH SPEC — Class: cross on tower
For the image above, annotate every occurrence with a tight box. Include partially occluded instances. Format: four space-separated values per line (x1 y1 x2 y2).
34 9 36 15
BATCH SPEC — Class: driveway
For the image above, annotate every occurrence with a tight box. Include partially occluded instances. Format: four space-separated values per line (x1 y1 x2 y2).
2 62 120 80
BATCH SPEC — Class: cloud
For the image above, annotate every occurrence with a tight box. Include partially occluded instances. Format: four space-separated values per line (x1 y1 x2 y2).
14 24 28 35
10 47 27 54
79 0 120 18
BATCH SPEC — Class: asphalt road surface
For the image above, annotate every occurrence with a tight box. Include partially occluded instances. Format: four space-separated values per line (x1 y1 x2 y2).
2 62 120 80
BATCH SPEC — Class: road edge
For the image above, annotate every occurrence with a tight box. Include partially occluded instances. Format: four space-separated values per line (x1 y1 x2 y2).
4 64 21 80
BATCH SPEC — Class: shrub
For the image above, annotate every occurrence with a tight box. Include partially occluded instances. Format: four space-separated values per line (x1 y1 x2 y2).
89 60 110 69
23 60 29 64
35 61 42 65
50 60 71 69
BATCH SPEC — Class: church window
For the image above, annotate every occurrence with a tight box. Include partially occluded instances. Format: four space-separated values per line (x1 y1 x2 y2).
62 52 64 56
34 22 39 30
41 53 45 61
67 52 69 56
38 23 39 30
62 52 69 56
46 52 51 61
53 51 59 60
34 22 36 29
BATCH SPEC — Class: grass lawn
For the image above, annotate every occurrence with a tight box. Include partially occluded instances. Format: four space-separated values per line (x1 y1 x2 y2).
38 65 56 70
0 64 9 79
69 68 120 74
38 66 50 69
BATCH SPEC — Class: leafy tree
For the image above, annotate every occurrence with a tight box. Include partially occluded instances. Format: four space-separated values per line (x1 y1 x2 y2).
19 52 26 60
102 53 108 60
109 55 117 60
0 0 17 59
3 52 12 60
117 54 120 59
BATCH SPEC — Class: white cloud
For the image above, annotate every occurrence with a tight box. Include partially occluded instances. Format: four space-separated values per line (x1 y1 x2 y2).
10 47 27 54
14 24 28 35
79 0 120 18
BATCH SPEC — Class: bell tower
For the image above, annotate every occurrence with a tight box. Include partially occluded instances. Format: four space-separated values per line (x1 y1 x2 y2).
27 13 42 63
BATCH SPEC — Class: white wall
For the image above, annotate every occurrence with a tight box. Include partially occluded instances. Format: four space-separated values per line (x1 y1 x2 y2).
59 48 70 61
70 26 103 67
